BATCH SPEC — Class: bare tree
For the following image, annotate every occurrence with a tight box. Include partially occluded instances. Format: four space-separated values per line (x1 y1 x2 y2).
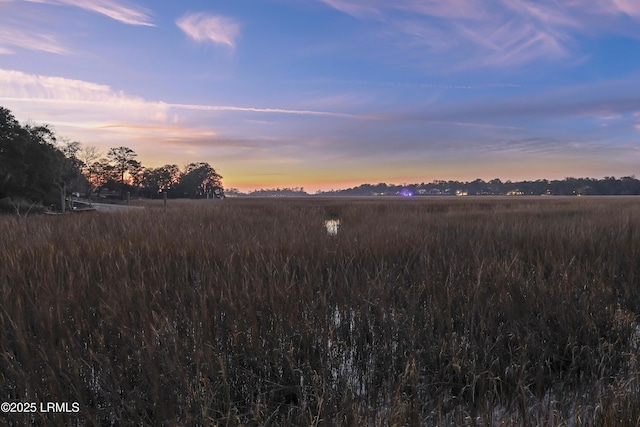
79 145 101 172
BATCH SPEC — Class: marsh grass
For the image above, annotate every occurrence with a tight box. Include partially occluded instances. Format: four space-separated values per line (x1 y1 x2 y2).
1 197 640 425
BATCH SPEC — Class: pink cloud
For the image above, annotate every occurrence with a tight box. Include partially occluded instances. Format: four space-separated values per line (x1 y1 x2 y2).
176 12 240 48
0 27 70 54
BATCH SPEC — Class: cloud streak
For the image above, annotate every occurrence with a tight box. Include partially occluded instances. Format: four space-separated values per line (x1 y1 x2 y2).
0 26 70 54
319 0 482 20
0 68 362 128
315 0 382 19
169 103 358 119
23 0 154 26
176 12 240 48
317 0 640 68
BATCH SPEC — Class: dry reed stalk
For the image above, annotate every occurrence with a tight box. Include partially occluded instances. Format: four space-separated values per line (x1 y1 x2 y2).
0 197 639 424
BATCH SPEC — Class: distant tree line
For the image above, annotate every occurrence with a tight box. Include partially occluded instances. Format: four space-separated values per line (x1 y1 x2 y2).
227 177 640 198
0 106 224 213
318 177 640 196
245 187 307 197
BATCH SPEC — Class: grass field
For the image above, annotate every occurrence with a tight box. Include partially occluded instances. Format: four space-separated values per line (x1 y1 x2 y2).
1 196 640 425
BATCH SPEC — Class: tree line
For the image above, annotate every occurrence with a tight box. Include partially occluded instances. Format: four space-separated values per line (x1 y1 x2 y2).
319 177 640 196
226 177 640 198
0 106 224 213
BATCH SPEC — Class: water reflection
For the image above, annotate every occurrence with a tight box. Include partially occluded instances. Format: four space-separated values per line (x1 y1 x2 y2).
325 219 340 236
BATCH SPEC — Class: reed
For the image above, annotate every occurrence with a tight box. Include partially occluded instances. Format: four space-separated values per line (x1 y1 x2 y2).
1 196 639 425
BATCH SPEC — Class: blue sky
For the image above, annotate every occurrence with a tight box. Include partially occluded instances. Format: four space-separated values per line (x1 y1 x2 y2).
2 0 640 192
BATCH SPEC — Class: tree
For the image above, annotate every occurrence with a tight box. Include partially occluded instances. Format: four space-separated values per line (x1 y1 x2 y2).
88 160 117 196
107 146 138 185
176 162 224 198
79 145 101 168
0 107 24 199
78 145 101 195
128 159 144 188
0 107 68 206
59 139 90 194
141 164 180 196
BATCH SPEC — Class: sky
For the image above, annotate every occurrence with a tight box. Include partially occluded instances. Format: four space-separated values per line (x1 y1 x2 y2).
2 0 640 192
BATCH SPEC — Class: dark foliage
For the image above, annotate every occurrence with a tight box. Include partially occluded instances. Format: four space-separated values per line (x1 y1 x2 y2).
319 176 640 197
0 107 68 207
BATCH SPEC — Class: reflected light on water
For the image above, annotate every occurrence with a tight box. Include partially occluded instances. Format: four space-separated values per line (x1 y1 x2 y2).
325 219 340 236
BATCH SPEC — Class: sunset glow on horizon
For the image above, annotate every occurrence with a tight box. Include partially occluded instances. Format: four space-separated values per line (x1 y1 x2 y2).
2 0 640 192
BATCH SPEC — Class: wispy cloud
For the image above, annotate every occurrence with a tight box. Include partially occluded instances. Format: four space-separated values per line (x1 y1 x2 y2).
176 12 240 48
592 0 640 17
0 27 70 54
316 0 382 19
0 68 360 131
169 103 357 119
316 0 640 68
501 0 579 28
0 68 163 112
0 1 72 54
306 77 524 90
319 0 640 23
23 0 154 26
318 0 482 20
463 21 567 67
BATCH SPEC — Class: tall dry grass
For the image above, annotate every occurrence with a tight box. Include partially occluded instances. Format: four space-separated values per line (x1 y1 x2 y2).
1 196 639 425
